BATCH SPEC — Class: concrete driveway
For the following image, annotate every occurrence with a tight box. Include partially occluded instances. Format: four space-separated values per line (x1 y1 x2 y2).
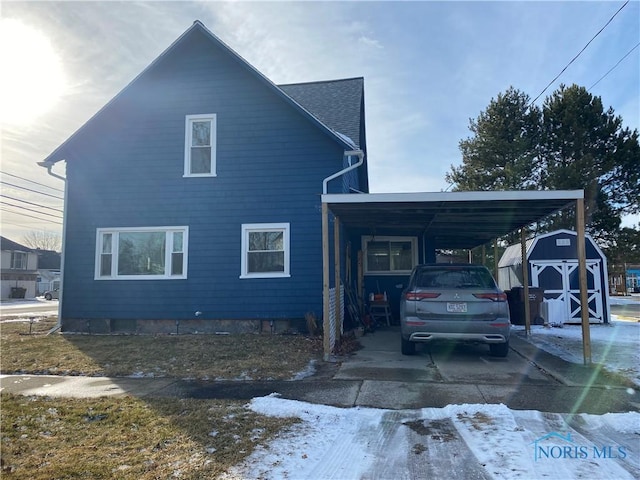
336 327 552 385
331 327 639 413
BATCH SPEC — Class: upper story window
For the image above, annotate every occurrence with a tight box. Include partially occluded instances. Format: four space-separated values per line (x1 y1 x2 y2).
184 114 216 177
10 251 28 270
96 227 188 280
362 236 417 275
241 223 290 279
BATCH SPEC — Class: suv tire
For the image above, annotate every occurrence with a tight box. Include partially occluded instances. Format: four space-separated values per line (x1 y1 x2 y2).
489 341 509 357
401 337 416 355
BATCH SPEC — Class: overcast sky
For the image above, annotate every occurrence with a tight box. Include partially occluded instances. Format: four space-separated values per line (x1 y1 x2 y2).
1 1 639 243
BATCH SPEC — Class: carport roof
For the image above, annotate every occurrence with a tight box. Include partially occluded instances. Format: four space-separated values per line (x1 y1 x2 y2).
322 190 584 250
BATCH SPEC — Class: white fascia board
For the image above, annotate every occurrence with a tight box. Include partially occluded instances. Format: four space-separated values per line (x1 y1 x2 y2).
321 190 584 204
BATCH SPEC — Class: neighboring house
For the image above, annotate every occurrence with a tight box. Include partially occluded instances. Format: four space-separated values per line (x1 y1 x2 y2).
36 249 61 295
0 237 39 299
38 21 367 333
626 265 640 293
609 264 640 294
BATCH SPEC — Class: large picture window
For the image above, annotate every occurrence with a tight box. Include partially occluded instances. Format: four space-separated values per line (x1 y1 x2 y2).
184 114 216 177
241 223 290 278
363 236 417 274
96 227 188 280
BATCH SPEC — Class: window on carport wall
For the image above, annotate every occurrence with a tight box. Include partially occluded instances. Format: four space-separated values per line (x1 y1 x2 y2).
362 236 417 274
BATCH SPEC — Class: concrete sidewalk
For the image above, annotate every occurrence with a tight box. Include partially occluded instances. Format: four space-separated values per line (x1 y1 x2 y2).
1 331 639 414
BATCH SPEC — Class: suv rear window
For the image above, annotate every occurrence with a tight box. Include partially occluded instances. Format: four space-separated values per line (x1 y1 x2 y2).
413 266 496 289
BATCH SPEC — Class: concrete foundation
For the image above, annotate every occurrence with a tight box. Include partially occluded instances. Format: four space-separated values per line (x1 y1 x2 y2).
60 317 307 335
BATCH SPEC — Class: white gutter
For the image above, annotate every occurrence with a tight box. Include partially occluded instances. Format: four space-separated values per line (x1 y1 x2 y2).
322 150 364 195
38 161 66 333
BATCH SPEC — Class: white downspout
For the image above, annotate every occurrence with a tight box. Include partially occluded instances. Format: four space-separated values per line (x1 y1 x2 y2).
38 162 66 333
322 150 364 195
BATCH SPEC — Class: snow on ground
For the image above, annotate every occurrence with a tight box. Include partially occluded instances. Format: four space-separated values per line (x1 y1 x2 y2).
2 298 638 478
0 298 51 309
514 318 640 387
0 298 58 321
227 301 640 480
225 396 639 480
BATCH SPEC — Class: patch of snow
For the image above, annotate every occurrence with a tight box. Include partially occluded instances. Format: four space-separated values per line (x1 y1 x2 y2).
290 360 317 380
609 296 640 305
128 371 155 378
334 131 357 149
513 320 640 387
224 397 640 480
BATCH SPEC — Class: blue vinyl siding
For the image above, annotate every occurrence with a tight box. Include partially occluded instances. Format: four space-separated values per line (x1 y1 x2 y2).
61 29 347 322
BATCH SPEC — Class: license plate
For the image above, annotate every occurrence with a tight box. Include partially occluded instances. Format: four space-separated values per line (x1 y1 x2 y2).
447 302 467 313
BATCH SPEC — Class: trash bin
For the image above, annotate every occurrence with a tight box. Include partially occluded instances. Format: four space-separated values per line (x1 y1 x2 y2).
507 286 545 325
10 287 26 299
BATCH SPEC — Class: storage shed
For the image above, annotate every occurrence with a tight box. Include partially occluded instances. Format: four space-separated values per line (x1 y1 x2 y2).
498 229 610 324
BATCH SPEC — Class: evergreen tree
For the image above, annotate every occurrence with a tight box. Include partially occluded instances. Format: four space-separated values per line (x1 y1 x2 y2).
447 84 640 247
447 87 541 191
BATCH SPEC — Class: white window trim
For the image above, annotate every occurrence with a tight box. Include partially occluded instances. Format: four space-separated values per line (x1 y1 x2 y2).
362 235 418 275
184 114 217 177
95 226 188 280
241 223 291 279
10 251 28 270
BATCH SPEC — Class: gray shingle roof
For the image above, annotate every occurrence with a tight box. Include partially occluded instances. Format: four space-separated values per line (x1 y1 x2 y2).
279 78 364 150
1 236 33 252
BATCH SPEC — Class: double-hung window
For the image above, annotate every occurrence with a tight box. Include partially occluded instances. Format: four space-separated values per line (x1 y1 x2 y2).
10 252 27 270
96 227 188 280
241 223 290 278
184 114 216 176
362 236 417 275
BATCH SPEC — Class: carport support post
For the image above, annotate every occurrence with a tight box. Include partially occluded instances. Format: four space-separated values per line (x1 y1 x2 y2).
322 202 331 361
494 239 499 283
334 215 342 345
576 198 592 365
521 228 531 336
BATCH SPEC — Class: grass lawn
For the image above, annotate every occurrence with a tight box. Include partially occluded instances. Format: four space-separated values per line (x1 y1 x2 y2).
1 317 322 380
1 316 325 478
1 393 299 479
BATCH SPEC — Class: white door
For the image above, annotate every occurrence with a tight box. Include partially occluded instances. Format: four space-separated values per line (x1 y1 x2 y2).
530 260 603 323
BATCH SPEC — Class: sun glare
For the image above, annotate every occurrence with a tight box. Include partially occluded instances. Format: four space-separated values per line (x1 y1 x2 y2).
0 19 67 126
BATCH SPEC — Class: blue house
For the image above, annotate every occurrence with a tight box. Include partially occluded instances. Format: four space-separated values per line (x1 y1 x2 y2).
39 21 590 354
39 21 368 334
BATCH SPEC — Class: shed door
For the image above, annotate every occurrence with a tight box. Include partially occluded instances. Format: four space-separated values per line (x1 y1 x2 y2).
530 260 603 323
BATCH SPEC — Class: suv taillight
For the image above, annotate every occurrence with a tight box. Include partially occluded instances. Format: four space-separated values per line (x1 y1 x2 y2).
405 292 441 301
473 293 507 302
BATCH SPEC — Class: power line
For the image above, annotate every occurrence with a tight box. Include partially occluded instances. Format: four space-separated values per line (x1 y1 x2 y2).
0 171 64 193
1 206 63 225
0 215 62 228
588 42 640 91
529 1 630 106
0 194 63 213
1 201 63 219
0 181 64 200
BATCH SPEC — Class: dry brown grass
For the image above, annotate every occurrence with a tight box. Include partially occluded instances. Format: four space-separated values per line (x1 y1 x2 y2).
0 318 334 478
1 317 322 380
0 393 299 479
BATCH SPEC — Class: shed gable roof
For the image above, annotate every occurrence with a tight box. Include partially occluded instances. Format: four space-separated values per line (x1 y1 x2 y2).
40 21 363 166
498 229 602 268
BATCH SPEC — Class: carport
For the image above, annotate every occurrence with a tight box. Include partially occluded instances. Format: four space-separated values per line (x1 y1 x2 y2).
320 190 593 363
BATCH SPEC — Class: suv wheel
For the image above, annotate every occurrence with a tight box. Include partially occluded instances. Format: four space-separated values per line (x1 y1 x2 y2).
401 337 416 355
489 341 509 357
45 293 52 301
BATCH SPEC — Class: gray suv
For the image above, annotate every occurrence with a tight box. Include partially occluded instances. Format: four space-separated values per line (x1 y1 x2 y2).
400 264 511 357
